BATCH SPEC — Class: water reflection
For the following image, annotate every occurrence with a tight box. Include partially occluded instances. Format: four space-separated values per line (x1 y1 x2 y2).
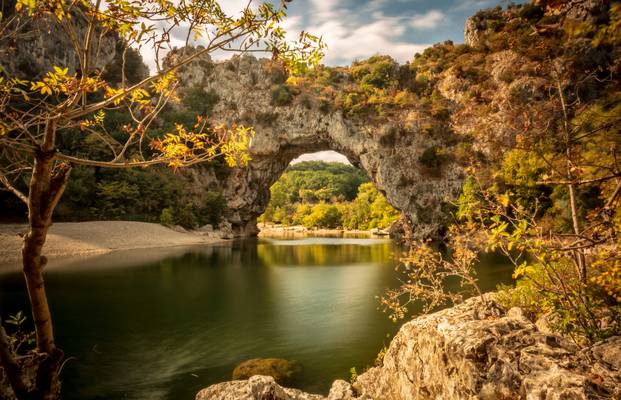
0 238 402 399
0 238 514 400
257 237 395 267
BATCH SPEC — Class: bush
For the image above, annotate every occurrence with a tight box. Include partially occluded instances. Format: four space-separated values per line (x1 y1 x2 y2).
175 205 199 229
351 55 399 90
318 98 332 114
91 180 140 219
519 3 544 21
160 207 175 226
200 191 226 226
419 146 443 168
182 86 220 115
271 84 293 106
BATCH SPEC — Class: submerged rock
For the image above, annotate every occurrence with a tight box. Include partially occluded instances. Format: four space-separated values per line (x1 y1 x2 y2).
232 358 303 386
197 296 621 400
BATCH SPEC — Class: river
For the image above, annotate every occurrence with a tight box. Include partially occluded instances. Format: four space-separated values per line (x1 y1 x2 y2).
0 237 513 399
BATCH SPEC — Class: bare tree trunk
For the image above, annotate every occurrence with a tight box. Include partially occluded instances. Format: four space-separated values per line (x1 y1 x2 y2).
567 183 587 280
555 70 587 282
18 118 71 400
0 325 30 399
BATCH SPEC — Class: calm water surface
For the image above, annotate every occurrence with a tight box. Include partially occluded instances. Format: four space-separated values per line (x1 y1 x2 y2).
0 237 513 399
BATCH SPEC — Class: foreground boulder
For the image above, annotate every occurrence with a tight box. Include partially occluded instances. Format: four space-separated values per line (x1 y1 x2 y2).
232 358 303 386
196 375 323 400
354 297 620 399
196 296 621 400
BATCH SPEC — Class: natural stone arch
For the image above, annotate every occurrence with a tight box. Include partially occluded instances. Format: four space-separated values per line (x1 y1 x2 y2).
176 52 466 239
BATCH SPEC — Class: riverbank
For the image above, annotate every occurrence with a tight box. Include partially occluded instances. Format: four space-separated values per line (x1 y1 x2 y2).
258 224 390 238
0 221 227 265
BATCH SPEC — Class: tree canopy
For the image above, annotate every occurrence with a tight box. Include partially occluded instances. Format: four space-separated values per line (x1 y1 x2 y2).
260 161 399 230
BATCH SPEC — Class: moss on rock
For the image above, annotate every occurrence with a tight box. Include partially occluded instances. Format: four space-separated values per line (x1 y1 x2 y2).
232 358 303 386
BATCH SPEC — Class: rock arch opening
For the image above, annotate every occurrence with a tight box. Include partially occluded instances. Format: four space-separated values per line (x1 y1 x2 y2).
256 151 396 232
185 55 464 239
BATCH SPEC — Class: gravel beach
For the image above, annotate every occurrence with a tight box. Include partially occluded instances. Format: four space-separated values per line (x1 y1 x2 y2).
0 221 224 265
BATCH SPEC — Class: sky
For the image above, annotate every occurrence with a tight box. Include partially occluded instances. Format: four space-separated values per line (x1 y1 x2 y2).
283 0 505 164
278 0 504 66
153 0 507 67
143 0 508 163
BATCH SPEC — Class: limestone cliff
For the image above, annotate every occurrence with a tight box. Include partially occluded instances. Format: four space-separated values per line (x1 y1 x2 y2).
0 4 116 79
175 53 464 239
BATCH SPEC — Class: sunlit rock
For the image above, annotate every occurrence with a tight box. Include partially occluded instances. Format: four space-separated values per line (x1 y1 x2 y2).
195 375 323 400
174 52 464 240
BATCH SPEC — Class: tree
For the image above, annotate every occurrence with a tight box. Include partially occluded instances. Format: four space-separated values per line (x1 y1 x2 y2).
382 3 621 344
0 1 324 398
302 202 342 229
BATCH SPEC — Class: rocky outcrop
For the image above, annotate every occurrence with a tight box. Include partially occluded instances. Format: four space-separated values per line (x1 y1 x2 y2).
175 53 464 240
353 297 620 400
196 297 621 400
463 16 483 48
0 7 116 79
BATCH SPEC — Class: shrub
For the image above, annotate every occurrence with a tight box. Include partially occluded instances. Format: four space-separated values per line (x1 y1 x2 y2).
270 84 293 106
487 19 505 32
265 62 288 84
298 93 313 109
419 146 443 168
91 180 139 219
318 98 332 114
160 207 175 226
351 55 399 90
200 191 226 226
302 203 342 229
182 86 220 115
519 3 544 21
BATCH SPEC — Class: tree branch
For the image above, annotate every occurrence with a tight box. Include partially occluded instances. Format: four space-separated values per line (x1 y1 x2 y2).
537 173 621 185
0 171 28 205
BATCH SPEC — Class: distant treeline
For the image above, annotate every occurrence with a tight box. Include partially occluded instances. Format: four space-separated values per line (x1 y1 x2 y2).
259 161 399 230
0 46 226 228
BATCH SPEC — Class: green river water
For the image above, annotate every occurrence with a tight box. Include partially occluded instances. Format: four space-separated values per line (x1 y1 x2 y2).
0 237 513 399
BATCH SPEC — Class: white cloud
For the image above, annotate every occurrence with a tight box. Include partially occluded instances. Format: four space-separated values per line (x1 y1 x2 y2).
410 10 445 29
299 1 431 65
291 151 351 165
308 14 429 65
137 0 434 72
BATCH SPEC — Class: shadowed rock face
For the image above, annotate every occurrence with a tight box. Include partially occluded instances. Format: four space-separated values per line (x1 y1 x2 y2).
176 54 465 239
0 7 116 79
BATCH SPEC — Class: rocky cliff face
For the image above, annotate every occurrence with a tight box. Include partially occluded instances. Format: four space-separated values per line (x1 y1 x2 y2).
196 296 621 400
177 0 617 239
176 54 464 239
0 6 116 79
